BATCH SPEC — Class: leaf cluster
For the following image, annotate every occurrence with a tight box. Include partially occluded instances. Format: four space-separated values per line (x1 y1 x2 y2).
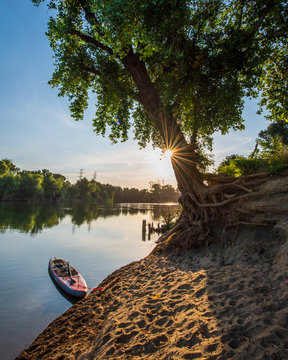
34 0 288 153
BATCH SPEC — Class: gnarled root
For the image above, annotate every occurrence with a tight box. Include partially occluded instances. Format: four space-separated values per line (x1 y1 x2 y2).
154 170 288 253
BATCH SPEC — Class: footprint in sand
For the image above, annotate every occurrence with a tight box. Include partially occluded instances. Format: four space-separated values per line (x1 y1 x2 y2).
176 332 200 348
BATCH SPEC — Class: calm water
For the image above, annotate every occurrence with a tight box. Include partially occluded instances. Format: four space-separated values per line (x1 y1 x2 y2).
0 201 178 360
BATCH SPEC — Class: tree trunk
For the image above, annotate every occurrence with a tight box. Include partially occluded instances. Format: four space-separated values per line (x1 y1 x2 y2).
121 50 280 252
122 51 212 247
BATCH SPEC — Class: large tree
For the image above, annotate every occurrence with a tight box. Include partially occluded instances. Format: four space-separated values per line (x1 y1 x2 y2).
33 0 288 248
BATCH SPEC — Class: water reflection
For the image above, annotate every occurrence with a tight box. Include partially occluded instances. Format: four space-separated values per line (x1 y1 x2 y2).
0 202 179 234
0 201 179 360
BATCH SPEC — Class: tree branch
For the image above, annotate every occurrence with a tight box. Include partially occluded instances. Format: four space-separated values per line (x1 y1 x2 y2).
262 27 288 40
67 35 141 103
69 29 114 55
121 50 162 120
193 1 221 43
237 0 245 32
85 62 141 101
79 0 105 37
245 1 275 42
82 64 101 77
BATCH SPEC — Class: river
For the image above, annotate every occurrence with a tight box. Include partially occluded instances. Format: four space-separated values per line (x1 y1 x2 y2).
0 201 178 360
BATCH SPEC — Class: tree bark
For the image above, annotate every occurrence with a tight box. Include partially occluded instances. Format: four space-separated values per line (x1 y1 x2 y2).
121 49 210 246
122 50 205 192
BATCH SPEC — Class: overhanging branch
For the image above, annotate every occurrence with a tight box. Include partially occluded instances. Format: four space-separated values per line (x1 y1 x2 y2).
69 29 114 56
79 0 105 37
82 64 101 77
245 1 275 42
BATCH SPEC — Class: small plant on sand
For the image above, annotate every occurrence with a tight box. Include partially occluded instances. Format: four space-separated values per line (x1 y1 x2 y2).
158 207 181 232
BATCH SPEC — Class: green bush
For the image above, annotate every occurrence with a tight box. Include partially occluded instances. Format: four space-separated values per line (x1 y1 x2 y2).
217 154 288 177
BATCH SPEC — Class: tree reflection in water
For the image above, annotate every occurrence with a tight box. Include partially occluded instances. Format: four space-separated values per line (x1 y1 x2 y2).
0 202 179 234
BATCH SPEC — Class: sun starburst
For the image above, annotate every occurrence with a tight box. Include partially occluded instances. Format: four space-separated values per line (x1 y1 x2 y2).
164 149 173 158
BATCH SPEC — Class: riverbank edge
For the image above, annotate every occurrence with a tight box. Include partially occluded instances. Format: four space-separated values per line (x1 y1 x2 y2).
16 221 288 360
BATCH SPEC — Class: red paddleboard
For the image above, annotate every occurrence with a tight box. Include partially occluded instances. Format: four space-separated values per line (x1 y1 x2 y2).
48 258 88 298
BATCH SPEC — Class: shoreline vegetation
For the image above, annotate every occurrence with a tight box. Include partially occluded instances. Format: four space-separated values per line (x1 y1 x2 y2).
0 159 180 204
16 175 288 360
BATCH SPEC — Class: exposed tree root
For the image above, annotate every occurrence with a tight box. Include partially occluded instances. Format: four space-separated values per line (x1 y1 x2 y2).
154 170 288 253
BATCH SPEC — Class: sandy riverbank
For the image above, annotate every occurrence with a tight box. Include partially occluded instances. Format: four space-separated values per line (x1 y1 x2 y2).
16 221 288 360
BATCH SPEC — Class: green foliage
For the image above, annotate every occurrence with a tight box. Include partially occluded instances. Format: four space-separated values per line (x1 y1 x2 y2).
0 159 179 203
0 161 9 177
73 178 100 200
0 175 20 200
217 121 288 176
0 159 20 176
33 0 288 160
217 154 274 176
218 156 288 176
217 156 245 177
217 154 242 168
147 183 179 202
256 120 288 158
16 172 44 200
133 105 163 149
42 170 66 200
158 206 182 231
258 44 288 122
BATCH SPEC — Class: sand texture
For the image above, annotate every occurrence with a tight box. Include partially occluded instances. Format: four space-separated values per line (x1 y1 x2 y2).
16 221 288 360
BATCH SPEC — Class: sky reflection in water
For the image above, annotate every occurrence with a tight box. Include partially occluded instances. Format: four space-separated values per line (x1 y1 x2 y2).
0 202 178 360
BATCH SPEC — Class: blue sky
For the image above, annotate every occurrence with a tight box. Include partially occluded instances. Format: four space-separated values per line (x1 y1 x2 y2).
0 0 268 188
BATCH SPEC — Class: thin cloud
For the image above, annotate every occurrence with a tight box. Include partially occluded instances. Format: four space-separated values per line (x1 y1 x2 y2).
213 131 255 166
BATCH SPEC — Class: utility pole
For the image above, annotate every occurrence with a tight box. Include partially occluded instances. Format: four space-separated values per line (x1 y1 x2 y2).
79 169 83 180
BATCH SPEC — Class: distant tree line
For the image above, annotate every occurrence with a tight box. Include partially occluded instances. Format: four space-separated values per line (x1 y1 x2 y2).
0 159 180 203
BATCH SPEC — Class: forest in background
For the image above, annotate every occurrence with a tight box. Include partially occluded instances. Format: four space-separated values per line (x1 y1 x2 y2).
0 159 180 203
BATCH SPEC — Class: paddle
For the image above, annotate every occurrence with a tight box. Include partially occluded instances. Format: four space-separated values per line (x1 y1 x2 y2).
67 262 76 285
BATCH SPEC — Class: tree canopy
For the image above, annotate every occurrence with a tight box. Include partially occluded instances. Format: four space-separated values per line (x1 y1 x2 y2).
32 0 288 156
32 0 288 251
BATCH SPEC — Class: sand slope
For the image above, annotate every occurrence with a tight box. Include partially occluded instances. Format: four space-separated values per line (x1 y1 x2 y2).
17 221 288 360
